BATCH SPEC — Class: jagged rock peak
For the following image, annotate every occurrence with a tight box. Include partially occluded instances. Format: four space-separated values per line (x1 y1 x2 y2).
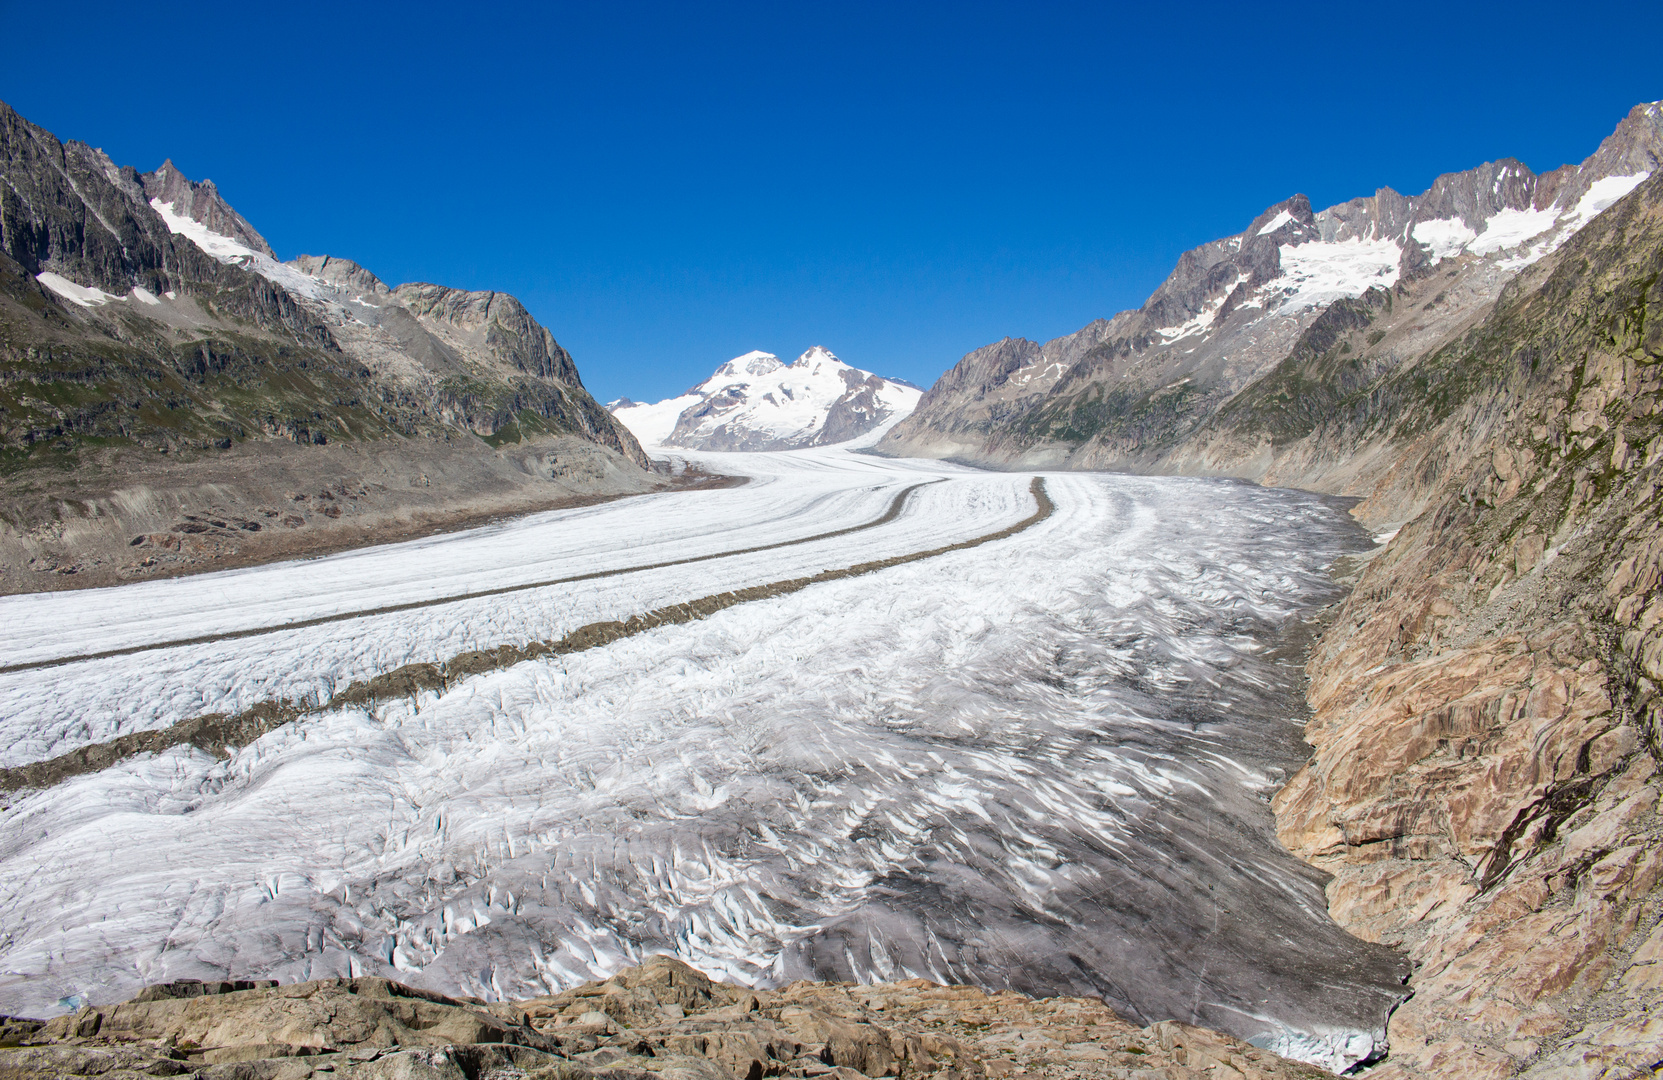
140 158 275 258
880 97 1663 468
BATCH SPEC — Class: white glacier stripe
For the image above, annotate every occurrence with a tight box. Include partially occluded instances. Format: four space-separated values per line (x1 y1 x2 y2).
0 451 1028 767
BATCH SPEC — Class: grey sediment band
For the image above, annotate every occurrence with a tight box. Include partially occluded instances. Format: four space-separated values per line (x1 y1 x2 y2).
0 478 1051 794
0 480 938 678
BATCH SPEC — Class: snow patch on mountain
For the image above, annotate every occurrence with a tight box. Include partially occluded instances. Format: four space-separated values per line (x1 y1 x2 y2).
1403 172 1651 274
1571 172 1650 222
1275 237 1402 312
613 347 922 451
1255 209 1295 235
1410 218 1478 261
149 197 329 300
1468 205 1561 256
34 272 121 307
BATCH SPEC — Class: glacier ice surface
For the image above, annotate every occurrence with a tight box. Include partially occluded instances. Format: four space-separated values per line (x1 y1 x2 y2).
0 446 1407 1073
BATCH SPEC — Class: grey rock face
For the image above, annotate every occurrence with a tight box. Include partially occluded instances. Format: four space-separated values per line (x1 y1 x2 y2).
0 101 325 342
140 158 277 257
290 253 394 297
0 98 656 592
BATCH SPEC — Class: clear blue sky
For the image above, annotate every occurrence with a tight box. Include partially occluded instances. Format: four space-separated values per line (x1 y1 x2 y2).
3 1 1659 402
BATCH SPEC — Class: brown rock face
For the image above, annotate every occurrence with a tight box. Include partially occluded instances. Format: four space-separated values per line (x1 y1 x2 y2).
0 957 1336 1079
1269 174 1663 1077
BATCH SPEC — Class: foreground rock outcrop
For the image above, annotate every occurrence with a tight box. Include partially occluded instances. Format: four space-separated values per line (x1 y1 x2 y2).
0 956 1334 1080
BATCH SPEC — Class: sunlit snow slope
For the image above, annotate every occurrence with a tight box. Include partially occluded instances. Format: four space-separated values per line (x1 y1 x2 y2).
613 348 922 451
0 445 1404 1072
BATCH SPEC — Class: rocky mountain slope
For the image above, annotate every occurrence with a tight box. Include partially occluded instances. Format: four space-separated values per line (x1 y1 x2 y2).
0 955 1334 1080
890 103 1663 1079
614 348 921 450
1257 167 1663 1080
0 100 659 593
879 102 1662 476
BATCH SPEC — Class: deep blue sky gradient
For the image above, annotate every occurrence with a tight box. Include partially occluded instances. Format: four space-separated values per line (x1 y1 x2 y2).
3 1 1659 401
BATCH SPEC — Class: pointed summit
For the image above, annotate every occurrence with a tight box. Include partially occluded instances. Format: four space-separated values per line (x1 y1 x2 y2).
141 159 275 258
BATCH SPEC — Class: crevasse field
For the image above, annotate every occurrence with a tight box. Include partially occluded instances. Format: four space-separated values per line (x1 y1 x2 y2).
0 438 1408 1073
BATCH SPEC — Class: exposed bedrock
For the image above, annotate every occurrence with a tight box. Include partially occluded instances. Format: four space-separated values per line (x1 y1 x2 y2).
0 955 1339 1079
0 100 659 594
1255 175 1663 1076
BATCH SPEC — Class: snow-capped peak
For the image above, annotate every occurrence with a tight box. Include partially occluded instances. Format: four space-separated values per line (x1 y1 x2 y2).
612 348 922 451
794 345 840 368
713 350 785 379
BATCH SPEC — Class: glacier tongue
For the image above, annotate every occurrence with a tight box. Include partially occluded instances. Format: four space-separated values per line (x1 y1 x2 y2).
0 446 1405 1073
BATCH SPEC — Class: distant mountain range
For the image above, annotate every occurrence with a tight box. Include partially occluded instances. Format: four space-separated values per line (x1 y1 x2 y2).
612 347 921 451
879 101 1663 476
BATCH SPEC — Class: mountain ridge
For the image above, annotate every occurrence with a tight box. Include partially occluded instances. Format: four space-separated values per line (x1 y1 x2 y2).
882 101 1663 1079
613 346 922 451
878 101 1663 481
0 99 661 593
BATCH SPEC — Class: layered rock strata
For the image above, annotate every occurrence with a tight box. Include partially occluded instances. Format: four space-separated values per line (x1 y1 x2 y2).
0 955 1333 1080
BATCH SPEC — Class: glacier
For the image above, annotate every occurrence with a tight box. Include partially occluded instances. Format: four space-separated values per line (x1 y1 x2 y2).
0 444 1408 1073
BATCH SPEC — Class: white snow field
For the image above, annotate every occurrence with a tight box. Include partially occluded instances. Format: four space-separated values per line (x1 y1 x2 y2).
613 348 923 452
0 443 1407 1072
